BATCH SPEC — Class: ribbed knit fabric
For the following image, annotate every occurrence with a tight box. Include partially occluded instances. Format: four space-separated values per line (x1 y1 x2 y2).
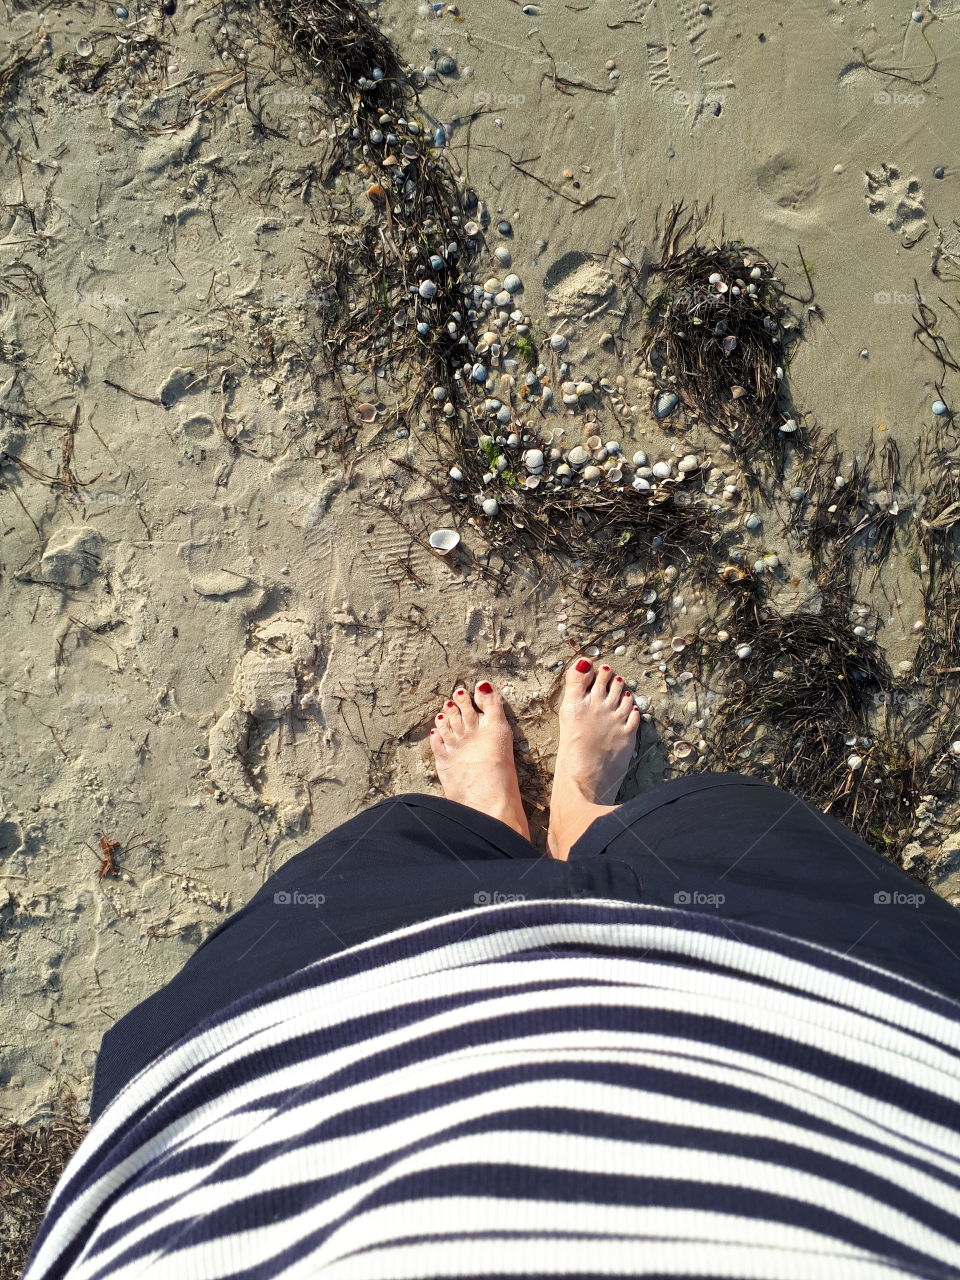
23 899 960 1280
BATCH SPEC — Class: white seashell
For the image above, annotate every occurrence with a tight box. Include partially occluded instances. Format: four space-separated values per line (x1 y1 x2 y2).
418 280 438 299
494 291 512 307
652 460 672 480
716 629 730 642
678 454 700 473
632 451 648 466
654 391 679 418
750 266 763 279
951 741 960 755
633 477 651 491
502 274 522 293
847 754 863 770
671 636 687 652
762 553 780 570
606 468 623 483
524 474 541 489
576 381 593 396
932 400 949 416
744 513 761 530
853 625 867 637
549 333 568 351
789 486 806 502
496 406 512 424
432 385 446 401
708 272 723 284
663 566 679 584
604 440 620 454
523 448 545 472
834 475 846 489
495 246 511 267
495 455 508 472
672 740 694 759
507 432 521 448
735 644 753 659
586 435 602 450
449 466 464 481
753 560 766 575
582 465 603 483
780 418 798 433
568 445 589 466
429 528 460 553
482 498 500 516
483 277 501 293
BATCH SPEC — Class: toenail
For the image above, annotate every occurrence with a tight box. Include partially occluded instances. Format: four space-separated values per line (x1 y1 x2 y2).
601 665 610 671
446 701 455 707
456 689 466 696
615 675 623 682
622 690 632 699
430 728 436 734
477 681 493 694
437 714 444 720
575 659 591 673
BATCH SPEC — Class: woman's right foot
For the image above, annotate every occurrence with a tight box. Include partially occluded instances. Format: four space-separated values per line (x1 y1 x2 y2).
547 659 641 861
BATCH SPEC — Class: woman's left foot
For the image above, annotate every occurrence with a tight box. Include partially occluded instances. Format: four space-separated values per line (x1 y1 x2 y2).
429 682 530 840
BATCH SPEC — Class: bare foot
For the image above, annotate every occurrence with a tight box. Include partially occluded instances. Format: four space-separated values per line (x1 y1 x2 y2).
429 681 530 840
547 659 641 860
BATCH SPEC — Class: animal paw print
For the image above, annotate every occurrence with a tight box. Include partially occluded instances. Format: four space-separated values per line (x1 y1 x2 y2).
864 163 928 242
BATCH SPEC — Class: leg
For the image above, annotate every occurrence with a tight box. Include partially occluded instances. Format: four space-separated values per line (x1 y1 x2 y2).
548 658 641 860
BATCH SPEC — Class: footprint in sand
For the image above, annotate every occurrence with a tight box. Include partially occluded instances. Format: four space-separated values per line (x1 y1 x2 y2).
756 151 820 212
864 163 928 243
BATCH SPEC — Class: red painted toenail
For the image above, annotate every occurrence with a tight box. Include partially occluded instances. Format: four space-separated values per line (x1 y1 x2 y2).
430 729 436 734
446 701 455 707
601 665 611 671
437 714 444 720
622 690 632 699
575 659 591 673
477 681 493 694
456 689 466 696
615 675 623 682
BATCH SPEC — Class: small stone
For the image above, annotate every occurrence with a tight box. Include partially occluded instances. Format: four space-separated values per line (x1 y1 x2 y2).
549 333 568 352
932 400 949 416
744 513 761 530
934 166 945 179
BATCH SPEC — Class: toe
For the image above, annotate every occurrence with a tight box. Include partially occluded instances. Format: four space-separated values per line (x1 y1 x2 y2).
591 664 615 700
429 727 447 756
440 701 464 736
453 685 479 728
617 688 635 719
432 715 454 748
606 673 626 706
474 679 505 724
566 658 594 695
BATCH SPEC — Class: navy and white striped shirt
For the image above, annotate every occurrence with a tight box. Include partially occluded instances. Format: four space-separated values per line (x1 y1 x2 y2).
24 899 960 1279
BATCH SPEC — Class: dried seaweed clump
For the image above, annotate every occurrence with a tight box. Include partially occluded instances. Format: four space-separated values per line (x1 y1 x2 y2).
641 205 808 475
0 1094 88 1278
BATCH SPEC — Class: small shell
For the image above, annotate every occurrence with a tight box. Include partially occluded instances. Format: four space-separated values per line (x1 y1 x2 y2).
730 385 747 399
482 497 500 516
502 274 522 293
716 629 730 642
932 400 949 416
582 465 603 483
652 460 672 480
708 272 723 284
606 468 623 483
670 636 687 652
720 565 747 583
354 402 378 423
586 434 602 450
523 448 545 472
429 528 460 553
780 418 798 433
744 512 761 530
449 466 464 481
549 333 568 351
632 450 648 467
677 454 700 473
524 474 541 489
847 754 863 770
567 445 590 467
735 644 753 659
641 588 657 604
654 391 679 418
789 486 806 502
672 740 695 759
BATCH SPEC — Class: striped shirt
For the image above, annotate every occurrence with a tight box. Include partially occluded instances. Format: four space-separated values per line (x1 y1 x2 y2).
24 899 960 1280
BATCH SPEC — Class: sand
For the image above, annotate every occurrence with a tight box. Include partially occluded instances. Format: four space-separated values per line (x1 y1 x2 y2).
1 0 960 1123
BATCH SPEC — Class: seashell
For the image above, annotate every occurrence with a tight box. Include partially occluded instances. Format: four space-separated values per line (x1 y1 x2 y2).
576 381 593 396
834 475 846 489
76 37 94 56
708 272 723 284
502 274 522 293
494 291 512 307
847 754 863 770
524 474 541 489
584 645 600 657
429 528 460 554
634 695 651 712
483 277 501 294
495 247 512 267
762 553 780 571
523 448 545 472
437 54 457 75
715 282 729 293
716 629 730 642
654 391 679 417
671 636 687 652
482 497 500 516
605 440 620 454
549 333 568 351
722 335 737 354
449 466 464 481
496 406 512 425
567 445 589 467
720 565 747 583
354 402 378 423
632 450 648 466
735 644 753 660
652 460 672 480
750 266 763 279
402 141 419 158
418 279 438 299
606 468 623 483
677 454 700 473
464 221 480 236
116 4 129 15
582 465 603 483
672 740 694 759
494 455 508 472
951 741 960 755
472 363 488 382
933 400 949 416
744 512 761 530
633 477 651 491
428 254 444 270
730 385 747 399
555 463 572 478
663 566 679 584
789 486 806 501
497 220 513 236
506 432 521 448
586 434 602 450
780 418 798 433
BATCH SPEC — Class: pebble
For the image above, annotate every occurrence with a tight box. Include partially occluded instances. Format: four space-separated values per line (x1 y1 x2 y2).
549 333 568 352
934 166 945 179
429 254 444 270
654 391 679 417
449 466 464 480
744 513 761 530
932 400 949 415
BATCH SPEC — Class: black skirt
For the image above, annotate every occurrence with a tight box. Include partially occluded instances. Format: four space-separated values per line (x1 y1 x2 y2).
91 773 960 1119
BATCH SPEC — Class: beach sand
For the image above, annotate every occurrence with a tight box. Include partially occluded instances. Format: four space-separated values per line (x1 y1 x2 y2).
2 0 960 1125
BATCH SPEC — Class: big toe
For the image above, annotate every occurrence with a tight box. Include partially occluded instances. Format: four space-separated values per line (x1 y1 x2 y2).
565 658 594 697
